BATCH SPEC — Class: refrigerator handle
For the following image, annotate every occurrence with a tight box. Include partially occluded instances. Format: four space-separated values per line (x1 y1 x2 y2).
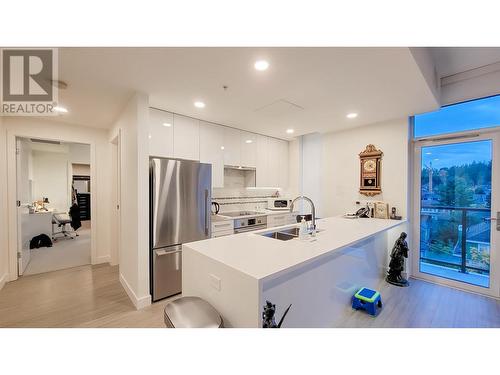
205 189 209 236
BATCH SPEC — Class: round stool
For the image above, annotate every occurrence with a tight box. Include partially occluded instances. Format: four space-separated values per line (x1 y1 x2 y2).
164 296 224 328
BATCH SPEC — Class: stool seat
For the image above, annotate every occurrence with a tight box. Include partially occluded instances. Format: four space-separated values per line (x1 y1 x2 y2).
164 296 223 328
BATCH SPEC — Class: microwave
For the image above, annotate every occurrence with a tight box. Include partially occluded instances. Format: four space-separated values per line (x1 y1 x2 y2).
267 198 292 210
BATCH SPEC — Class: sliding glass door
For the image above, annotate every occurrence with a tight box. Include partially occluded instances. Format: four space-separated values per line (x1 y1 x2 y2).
413 134 499 297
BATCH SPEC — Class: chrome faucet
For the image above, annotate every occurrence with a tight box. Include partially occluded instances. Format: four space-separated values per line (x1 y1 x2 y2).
290 196 316 230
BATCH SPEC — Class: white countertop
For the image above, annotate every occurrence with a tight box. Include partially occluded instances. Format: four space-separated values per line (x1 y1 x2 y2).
185 216 406 281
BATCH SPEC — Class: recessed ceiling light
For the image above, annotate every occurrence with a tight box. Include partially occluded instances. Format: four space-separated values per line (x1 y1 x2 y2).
254 60 269 71
148 134 152 139
286 129 294 134
346 112 358 119
194 101 205 108
245 139 253 144
220 146 225 150
163 123 172 127
53 106 68 113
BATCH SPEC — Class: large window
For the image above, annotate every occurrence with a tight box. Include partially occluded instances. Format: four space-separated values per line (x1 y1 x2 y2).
414 95 500 138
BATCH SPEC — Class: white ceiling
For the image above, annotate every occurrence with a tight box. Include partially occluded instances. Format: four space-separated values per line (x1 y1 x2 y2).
431 47 500 78
54 47 440 139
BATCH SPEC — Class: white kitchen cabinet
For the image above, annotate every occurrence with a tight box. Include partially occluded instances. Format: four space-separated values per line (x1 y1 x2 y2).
267 137 281 188
173 114 200 161
223 127 242 167
267 212 297 228
211 219 234 238
256 135 269 187
267 212 288 228
240 130 257 168
200 121 225 188
277 139 289 189
149 108 174 157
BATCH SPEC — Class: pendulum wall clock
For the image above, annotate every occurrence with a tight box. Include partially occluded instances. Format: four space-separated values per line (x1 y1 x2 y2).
359 144 383 196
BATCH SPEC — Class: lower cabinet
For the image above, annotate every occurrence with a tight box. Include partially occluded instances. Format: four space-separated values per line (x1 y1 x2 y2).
267 212 296 228
211 219 234 238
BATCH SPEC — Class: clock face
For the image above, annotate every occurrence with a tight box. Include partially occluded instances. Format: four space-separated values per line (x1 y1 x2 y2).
363 159 376 172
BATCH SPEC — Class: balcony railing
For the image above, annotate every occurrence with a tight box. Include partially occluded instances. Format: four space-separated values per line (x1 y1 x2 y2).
420 205 491 274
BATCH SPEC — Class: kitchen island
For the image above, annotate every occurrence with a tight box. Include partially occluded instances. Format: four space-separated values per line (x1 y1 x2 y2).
183 216 406 327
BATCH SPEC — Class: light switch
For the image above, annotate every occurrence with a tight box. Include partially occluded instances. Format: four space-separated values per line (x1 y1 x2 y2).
209 273 221 291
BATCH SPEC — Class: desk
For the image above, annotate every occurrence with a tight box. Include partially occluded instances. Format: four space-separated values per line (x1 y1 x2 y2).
21 211 54 248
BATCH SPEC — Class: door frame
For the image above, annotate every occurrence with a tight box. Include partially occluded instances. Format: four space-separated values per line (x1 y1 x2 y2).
411 128 500 298
7 130 97 281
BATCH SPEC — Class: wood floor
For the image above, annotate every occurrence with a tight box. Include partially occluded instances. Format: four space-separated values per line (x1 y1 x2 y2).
0 263 498 328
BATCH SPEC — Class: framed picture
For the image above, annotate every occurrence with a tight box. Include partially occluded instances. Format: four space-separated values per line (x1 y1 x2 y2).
374 202 389 219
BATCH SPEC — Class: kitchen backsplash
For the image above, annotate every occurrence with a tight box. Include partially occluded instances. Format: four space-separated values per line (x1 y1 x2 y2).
212 188 293 213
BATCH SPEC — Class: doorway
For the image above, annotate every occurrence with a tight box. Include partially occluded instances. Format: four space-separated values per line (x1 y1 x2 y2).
16 137 92 276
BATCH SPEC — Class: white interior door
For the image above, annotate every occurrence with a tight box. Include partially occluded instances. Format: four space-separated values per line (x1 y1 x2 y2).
412 131 499 298
16 139 31 275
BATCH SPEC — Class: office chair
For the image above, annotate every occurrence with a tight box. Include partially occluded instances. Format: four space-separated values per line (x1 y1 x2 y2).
52 213 78 242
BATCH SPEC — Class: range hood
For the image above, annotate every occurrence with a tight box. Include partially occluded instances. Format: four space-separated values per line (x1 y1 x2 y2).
223 165 256 188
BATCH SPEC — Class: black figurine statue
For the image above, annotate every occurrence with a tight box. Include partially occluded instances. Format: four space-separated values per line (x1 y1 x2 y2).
386 232 410 287
262 300 292 328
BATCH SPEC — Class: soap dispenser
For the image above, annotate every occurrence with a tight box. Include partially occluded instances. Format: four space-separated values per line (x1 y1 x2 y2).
299 216 308 240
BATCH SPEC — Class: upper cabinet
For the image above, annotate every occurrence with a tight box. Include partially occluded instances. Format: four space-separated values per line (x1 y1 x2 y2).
149 108 174 158
259 137 289 188
256 134 269 186
148 108 289 189
240 130 257 168
200 121 225 188
223 127 241 167
173 114 200 161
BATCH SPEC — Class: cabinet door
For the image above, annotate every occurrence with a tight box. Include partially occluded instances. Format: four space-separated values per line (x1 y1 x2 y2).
223 127 241 167
200 121 225 188
256 135 269 187
240 130 257 168
278 139 289 189
149 108 174 157
173 114 200 161
267 137 281 188
267 214 287 228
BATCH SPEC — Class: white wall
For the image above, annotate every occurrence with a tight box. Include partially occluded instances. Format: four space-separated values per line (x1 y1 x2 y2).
441 69 500 105
68 143 91 164
32 150 71 212
0 116 9 290
109 92 151 309
320 119 409 218
3 117 112 280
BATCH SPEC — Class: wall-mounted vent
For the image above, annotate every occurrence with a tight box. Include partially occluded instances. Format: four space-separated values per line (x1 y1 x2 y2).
30 138 61 145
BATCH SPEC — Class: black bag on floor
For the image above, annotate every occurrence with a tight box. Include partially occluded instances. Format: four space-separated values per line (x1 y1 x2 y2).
30 234 53 249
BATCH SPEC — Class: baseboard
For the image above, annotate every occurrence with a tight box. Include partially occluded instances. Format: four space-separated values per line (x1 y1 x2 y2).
93 255 111 265
119 273 151 310
0 272 8 291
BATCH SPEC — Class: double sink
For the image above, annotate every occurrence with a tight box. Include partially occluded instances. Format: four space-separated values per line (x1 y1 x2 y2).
259 227 322 241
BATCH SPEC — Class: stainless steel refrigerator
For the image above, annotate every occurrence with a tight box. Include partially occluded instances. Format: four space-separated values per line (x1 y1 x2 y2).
150 157 212 301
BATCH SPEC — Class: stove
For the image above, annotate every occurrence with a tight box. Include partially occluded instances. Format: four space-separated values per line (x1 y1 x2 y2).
221 211 268 233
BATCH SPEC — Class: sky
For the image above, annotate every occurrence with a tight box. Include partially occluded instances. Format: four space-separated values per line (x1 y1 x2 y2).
421 140 492 170
415 95 497 169
414 95 500 138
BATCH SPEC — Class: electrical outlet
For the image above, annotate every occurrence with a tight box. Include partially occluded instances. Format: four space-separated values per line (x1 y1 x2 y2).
209 273 221 291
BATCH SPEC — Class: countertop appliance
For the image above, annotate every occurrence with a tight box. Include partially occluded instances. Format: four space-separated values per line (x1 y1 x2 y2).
221 211 267 233
150 157 212 302
267 198 291 210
